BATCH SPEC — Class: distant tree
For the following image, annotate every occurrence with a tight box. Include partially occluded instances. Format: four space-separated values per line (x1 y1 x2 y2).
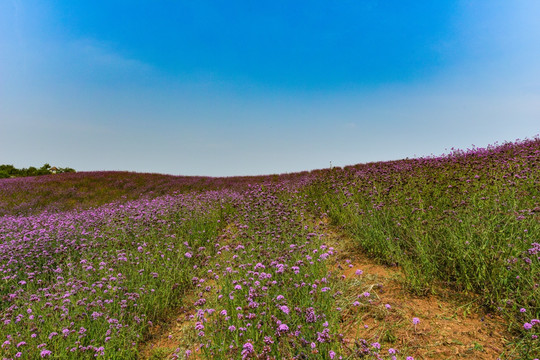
0 164 16 175
0 164 76 178
26 166 38 177
58 167 76 173
37 163 51 175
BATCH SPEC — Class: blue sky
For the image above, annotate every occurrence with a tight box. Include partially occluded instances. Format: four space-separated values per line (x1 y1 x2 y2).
1 1 539 176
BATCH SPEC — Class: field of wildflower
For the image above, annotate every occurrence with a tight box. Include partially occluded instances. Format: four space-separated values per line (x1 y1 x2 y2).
1 138 538 359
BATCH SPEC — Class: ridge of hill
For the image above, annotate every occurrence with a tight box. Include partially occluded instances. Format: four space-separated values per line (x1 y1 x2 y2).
0 170 308 216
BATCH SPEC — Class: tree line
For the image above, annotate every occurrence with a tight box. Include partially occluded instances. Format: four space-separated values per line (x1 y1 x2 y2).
0 164 75 178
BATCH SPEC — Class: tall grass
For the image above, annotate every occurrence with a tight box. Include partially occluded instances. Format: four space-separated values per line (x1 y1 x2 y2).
306 138 540 356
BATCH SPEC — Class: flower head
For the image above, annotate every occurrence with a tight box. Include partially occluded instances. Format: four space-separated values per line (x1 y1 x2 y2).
241 342 254 359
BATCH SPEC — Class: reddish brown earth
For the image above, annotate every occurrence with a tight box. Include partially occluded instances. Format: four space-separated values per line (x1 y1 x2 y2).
323 218 511 360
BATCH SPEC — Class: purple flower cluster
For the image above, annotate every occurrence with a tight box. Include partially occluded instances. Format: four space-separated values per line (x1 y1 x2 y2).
0 190 238 358
186 185 350 358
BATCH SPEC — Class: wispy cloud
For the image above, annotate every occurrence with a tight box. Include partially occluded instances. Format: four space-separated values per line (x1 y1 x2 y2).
70 38 154 74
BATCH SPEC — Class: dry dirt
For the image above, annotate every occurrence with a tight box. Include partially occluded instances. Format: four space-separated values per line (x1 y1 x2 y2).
319 218 512 360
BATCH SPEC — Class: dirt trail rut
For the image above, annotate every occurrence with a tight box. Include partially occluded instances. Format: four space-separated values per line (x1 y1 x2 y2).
317 217 511 360
140 218 512 359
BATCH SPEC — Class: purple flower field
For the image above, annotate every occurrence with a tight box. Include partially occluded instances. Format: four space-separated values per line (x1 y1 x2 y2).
1 190 239 359
1 138 539 359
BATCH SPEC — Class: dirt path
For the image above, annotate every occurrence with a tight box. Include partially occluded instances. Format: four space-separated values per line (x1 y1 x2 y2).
315 217 512 360
139 223 242 359
140 218 512 359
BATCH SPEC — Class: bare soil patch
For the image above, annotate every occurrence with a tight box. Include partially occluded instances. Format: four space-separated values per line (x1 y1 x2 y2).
317 218 512 360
